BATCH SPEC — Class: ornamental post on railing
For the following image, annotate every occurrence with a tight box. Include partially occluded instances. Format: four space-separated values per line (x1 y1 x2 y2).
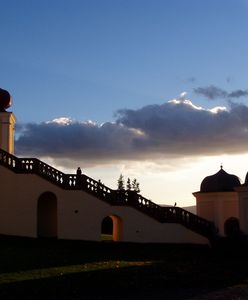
115 190 126 205
127 190 139 207
14 155 22 172
31 159 39 173
80 175 88 191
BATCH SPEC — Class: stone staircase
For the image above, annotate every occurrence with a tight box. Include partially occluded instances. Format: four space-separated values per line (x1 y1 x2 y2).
0 148 217 241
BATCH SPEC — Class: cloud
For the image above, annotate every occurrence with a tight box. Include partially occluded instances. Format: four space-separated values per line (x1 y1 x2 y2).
194 85 227 100
228 89 248 98
194 85 248 100
16 118 147 166
185 77 197 83
15 94 248 168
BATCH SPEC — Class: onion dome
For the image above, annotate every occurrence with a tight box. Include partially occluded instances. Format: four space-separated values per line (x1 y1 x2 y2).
200 167 241 192
0 88 12 112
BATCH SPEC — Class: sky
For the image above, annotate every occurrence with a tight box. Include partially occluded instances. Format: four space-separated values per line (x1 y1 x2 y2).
2 0 248 207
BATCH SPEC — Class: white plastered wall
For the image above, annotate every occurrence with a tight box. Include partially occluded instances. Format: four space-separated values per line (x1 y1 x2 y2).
0 166 208 244
193 191 239 236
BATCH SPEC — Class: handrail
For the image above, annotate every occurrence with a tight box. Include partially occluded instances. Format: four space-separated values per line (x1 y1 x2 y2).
0 148 217 239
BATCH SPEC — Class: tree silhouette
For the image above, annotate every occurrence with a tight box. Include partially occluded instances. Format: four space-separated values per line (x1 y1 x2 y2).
117 175 141 193
126 177 132 191
132 178 140 193
117 174 125 190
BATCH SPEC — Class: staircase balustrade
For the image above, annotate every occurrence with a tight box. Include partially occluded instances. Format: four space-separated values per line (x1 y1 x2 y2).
0 148 216 240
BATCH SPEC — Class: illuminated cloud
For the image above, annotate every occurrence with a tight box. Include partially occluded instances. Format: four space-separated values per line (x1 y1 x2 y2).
15 95 248 167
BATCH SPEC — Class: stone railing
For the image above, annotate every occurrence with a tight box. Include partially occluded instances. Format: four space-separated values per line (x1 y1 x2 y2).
0 148 216 240
113 190 216 239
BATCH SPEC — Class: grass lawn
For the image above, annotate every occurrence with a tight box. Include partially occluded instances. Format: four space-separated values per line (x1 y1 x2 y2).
1 235 248 299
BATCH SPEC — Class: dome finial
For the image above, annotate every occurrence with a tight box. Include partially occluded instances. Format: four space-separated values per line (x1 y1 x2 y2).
220 163 223 170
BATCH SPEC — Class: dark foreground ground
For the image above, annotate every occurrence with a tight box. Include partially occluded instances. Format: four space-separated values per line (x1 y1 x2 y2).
1 235 248 299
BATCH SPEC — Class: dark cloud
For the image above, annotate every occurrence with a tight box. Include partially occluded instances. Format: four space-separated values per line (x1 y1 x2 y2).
228 89 248 98
15 99 248 167
194 85 227 99
194 85 248 100
16 120 146 164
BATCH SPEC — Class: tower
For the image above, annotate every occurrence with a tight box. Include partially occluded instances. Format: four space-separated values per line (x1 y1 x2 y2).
0 88 16 154
193 167 240 236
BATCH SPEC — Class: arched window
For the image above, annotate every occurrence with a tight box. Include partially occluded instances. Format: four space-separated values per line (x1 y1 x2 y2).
224 217 240 237
37 192 57 238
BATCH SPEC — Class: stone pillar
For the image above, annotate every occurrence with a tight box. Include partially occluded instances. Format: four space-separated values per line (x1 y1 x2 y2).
0 112 16 154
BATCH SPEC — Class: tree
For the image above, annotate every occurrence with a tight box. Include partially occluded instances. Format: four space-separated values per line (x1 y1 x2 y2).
117 175 141 193
117 174 125 190
131 178 137 190
135 182 140 193
126 177 132 191
132 178 141 193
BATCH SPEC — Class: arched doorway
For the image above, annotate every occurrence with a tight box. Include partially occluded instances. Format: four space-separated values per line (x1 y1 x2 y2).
224 217 240 237
101 215 122 242
37 192 57 238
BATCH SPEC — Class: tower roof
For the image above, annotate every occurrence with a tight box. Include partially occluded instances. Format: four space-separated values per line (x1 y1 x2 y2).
0 88 12 112
200 167 241 192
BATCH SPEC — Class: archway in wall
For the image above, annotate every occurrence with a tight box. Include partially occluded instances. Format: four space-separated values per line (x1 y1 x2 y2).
101 215 122 242
37 192 58 238
224 217 240 237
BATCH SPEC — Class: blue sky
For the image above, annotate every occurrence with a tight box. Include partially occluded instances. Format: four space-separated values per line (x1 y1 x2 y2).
2 0 248 206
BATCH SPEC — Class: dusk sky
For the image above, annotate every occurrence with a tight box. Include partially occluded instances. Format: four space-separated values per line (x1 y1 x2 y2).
2 0 248 207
